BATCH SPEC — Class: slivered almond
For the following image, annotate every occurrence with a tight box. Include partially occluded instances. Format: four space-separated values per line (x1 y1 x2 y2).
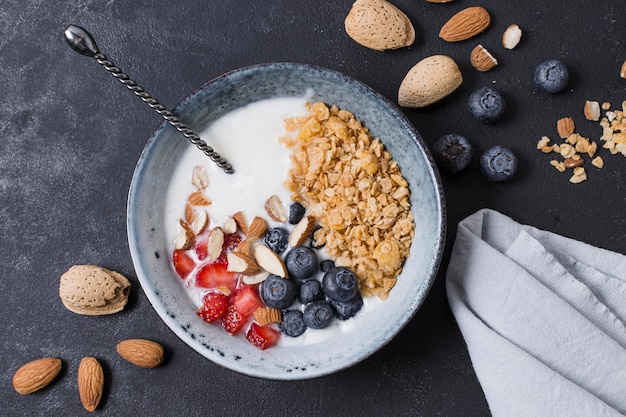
222 216 237 234
289 215 317 247
188 189 212 206
254 307 282 326
502 24 522 49
439 6 490 42
584 100 601 121
242 271 270 285
207 227 225 261
265 195 288 222
254 244 288 277
233 211 248 234
191 210 210 235
247 217 268 239
184 203 194 225
191 165 209 189
227 251 263 275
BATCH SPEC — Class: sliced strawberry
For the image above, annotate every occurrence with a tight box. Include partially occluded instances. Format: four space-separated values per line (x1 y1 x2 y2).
217 233 242 263
221 286 264 335
229 285 263 317
222 305 246 334
172 249 195 279
195 234 209 261
195 261 237 291
196 292 229 323
246 322 281 350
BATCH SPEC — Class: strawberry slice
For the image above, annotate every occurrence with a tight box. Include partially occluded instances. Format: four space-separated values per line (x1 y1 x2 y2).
217 233 242 262
195 261 237 292
221 286 263 334
246 322 281 350
195 234 209 261
173 249 195 279
196 292 229 323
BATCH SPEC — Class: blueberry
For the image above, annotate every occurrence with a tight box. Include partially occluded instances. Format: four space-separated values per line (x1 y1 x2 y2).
303 301 334 329
259 275 298 309
332 292 364 320
263 228 289 255
480 146 518 182
322 267 358 302
280 310 307 337
309 224 325 248
288 202 306 224
299 279 324 304
319 259 335 273
285 246 319 280
431 134 473 173
468 87 505 123
534 60 569 93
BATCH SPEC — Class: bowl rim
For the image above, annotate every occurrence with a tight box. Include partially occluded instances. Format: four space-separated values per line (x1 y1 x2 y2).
127 62 446 380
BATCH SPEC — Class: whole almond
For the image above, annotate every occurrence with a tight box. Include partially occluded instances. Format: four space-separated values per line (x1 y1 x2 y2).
12 357 62 394
398 55 463 108
117 339 165 368
470 44 498 72
78 357 103 412
345 0 415 51
439 6 491 42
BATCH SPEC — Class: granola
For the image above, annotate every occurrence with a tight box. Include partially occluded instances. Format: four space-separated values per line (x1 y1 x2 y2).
281 102 415 299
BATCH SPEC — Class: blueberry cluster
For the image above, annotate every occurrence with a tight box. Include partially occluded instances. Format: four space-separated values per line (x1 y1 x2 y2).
259 207 363 337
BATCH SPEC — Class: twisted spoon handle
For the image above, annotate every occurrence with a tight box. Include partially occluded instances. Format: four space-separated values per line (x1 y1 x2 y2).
64 24 234 174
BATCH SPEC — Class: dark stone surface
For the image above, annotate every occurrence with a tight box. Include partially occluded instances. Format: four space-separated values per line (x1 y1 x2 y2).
1 1 624 416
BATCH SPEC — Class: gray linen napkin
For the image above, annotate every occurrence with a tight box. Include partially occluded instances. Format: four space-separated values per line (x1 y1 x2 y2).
446 209 626 417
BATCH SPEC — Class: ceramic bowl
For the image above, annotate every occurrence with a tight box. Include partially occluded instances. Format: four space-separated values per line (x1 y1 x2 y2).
127 62 445 380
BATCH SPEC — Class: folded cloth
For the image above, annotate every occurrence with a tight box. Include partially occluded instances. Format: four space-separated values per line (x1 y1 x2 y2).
446 209 626 417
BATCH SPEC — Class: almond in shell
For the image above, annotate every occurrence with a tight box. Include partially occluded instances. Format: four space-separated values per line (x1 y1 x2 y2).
12 357 62 394
78 357 104 412
439 6 491 42
398 55 463 108
344 0 415 51
117 339 165 368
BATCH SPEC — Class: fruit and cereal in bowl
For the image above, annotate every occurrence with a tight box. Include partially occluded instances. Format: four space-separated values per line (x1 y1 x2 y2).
127 63 445 379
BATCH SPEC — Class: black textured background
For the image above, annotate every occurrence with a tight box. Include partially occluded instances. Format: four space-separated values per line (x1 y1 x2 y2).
1 1 624 416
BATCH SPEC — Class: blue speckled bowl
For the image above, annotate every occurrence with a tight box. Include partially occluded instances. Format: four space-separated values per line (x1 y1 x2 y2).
127 63 445 380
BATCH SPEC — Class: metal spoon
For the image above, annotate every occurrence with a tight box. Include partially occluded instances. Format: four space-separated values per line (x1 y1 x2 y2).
64 24 234 174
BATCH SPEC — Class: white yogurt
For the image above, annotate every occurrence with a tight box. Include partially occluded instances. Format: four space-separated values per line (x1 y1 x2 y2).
163 95 382 346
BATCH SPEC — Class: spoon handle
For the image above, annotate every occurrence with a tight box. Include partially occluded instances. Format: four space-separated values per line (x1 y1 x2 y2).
64 25 234 174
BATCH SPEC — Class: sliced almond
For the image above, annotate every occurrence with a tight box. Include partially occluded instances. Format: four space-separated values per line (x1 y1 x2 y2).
584 100 601 121
232 211 248 235
184 203 195 225
173 231 194 250
620 60 626 79
227 251 262 275
207 227 225 261
191 165 209 189
222 216 237 234
247 217 268 239
237 239 253 257
254 307 282 326
177 219 196 248
242 271 270 285
289 215 317 247
265 195 288 222
254 244 288 277
191 210 210 235
502 24 522 49
188 189 212 206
